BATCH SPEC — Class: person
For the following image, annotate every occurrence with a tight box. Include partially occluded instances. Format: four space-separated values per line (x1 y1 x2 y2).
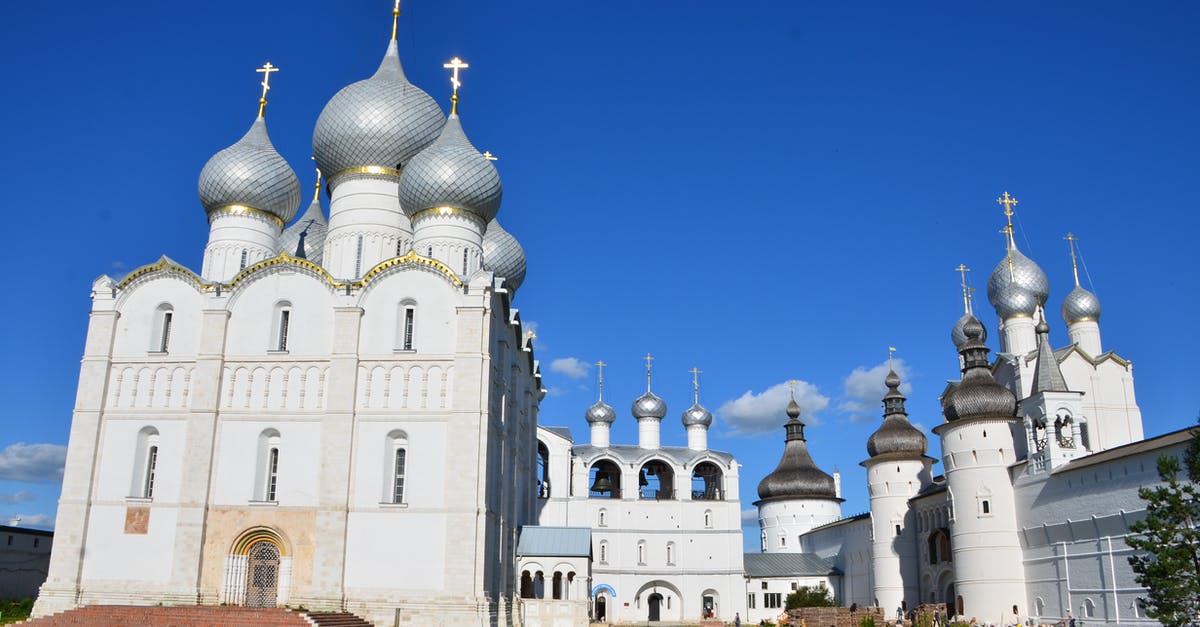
1067 611 1076 627
735 612 741 627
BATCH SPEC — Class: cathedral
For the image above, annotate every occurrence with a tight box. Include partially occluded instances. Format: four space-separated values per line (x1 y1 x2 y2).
32 4 1190 627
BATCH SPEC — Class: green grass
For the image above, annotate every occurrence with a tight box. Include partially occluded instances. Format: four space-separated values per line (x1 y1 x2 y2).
0 598 34 624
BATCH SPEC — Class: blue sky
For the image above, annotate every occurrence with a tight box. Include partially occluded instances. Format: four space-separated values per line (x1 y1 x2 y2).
0 2 1196 549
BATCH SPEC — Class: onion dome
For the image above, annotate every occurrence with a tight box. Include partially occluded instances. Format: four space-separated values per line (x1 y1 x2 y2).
941 315 1017 422
398 115 503 222
757 398 838 501
632 391 667 420
1062 285 1101 324
682 402 713 427
585 399 616 424
951 311 987 349
866 369 927 458
279 190 328 263
987 247 1050 319
198 116 302 224
312 40 444 179
482 219 527 291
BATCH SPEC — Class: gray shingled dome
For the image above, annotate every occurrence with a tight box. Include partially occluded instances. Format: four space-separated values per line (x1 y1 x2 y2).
942 316 1017 422
951 311 987 348
278 194 328 264
482 219 526 292
585 400 616 424
631 391 667 420
757 400 838 502
987 247 1050 319
1062 284 1101 324
681 402 713 427
866 369 927 458
312 41 444 179
198 116 301 223
399 115 503 222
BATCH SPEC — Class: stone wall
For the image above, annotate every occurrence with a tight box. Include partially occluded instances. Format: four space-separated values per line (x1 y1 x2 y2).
788 606 885 627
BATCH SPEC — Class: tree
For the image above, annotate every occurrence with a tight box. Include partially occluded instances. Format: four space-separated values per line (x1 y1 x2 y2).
1126 419 1200 627
786 584 837 609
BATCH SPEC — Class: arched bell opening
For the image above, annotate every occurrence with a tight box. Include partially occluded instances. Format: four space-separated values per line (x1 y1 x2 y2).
691 461 724 500
589 459 621 499
639 459 674 500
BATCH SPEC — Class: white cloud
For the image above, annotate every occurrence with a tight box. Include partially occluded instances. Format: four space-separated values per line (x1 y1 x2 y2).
9 514 54 530
0 491 35 505
549 357 590 380
0 443 67 484
717 380 829 436
840 359 912 423
740 508 759 526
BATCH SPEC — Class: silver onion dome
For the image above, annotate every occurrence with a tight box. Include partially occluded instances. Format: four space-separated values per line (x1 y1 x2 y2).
585 399 616 424
312 41 444 179
987 247 1050 319
482 219 527 291
198 116 302 223
757 399 837 501
941 316 1017 422
951 311 987 348
631 391 667 420
866 369 927 458
398 115 503 222
278 194 328 264
681 402 713 427
1062 285 1102 324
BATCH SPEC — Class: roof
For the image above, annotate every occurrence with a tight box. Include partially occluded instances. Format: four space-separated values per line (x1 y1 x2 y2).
0 525 53 537
541 426 573 442
803 511 871 535
1052 426 1197 475
743 552 840 578
572 444 735 468
516 526 592 557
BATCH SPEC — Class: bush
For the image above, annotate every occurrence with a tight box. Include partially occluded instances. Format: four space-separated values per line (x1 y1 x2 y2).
785 584 837 609
0 598 34 624
860 616 877 627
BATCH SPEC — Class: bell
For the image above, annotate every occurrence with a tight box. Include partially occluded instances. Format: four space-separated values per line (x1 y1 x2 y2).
591 473 613 494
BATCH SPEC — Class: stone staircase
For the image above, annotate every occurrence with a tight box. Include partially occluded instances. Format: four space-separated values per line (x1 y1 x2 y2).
20 605 373 626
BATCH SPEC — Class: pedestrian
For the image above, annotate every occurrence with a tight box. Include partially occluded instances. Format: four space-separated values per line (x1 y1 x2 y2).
735 612 741 627
1067 611 1076 627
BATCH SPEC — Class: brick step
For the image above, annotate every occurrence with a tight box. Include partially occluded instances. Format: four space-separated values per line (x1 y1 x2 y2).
304 613 374 627
22 605 316 627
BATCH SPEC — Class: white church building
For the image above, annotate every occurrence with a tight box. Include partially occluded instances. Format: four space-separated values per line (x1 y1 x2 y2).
32 4 1190 627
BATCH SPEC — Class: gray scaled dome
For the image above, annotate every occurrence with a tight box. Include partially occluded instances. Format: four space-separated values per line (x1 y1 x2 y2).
398 115 502 222
681 402 713 427
951 311 987 348
631 391 667 420
757 399 837 501
941 316 1017 421
279 193 328 264
312 41 444 178
585 400 616 424
866 369 927 458
987 247 1050 319
1062 285 1101 324
198 117 302 224
482 219 527 291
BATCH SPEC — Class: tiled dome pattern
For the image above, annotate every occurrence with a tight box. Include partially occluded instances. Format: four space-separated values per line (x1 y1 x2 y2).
198 117 301 223
399 116 502 222
482 219 526 291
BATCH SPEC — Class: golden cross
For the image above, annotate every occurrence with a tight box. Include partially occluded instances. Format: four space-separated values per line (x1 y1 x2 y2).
955 263 972 314
1064 232 1080 286
689 367 702 402
443 57 469 114
483 151 498 161
595 360 606 400
256 62 279 117
997 191 1019 217
643 353 654 391
391 0 402 41
788 379 798 400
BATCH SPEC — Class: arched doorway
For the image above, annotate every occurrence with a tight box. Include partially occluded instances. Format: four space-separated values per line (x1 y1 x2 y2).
245 541 280 607
595 595 607 622
648 592 663 621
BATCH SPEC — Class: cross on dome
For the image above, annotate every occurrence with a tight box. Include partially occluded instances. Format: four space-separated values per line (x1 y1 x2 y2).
443 57 469 114
483 151 498 161
256 62 279 117
595 360 606 400
888 346 896 370
996 191 1020 279
643 353 654 391
956 263 973 313
1065 232 1082 286
690 367 702 403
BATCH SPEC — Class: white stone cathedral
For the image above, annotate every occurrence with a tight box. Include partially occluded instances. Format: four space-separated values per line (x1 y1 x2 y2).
34 8 543 626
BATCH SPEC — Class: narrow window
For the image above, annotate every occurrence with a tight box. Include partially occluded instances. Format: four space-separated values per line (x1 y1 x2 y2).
354 235 364 277
895 524 902 536
666 543 674 564
158 312 173 352
462 248 468 274
277 309 291 351
704 510 712 528
761 582 768 591
239 249 248 271
637 542 645 564
33 538 39 548
396 240 403 256
427 246 432 258
748 593 756 609
599 542 607 563
6 537 10 546
402 307 415 350
143 445 159 498
265 447 279 501
779 535 786 548
598 509 607 527
392 448 407 503
981 500 990 514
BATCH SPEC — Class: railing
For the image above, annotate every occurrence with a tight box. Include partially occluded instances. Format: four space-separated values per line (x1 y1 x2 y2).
639 488 675 501
691 489 724 501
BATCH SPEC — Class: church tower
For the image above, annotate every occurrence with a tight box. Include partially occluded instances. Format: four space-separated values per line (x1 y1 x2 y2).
1060 233 1103 356
862 357 931 613
935 315 1027 619
756 388 842 552
681 368 713 451
1019 315 1088 472
585 362 617 447
985 192 1049 398
630 355 667 449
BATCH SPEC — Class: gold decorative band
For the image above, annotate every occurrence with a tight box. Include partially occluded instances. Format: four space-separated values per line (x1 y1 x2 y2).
1067 317 1096 324
328 165 402 181
408 205 485 226
208 204 284 228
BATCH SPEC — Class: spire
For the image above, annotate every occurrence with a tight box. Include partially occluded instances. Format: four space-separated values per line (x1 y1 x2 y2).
256 62 279 118
1065 232 1081 287
443 57 469 116
1030 311 1069 394
595 360 606 401
391 0 401 41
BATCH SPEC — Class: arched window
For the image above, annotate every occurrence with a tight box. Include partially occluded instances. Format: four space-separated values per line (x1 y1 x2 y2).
552 571 563 600
462 248 468 274
599 541 608 564
130 426 160 498
639 459 675 500
239 249 248 271
273 301 292 352
1082 599 1095 618
666 542 675 565
151 304 173 353
691 461 724 500
397 300 416 351
255 429 281 502
385 430 408 504
1079 419 1091 450
354 235 364 277
1033 597 1044 616
703 509 713 528
637 540 646 565
598 509 607 527
588 460 621 499
1055 411 1076 448
536 440 550 499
